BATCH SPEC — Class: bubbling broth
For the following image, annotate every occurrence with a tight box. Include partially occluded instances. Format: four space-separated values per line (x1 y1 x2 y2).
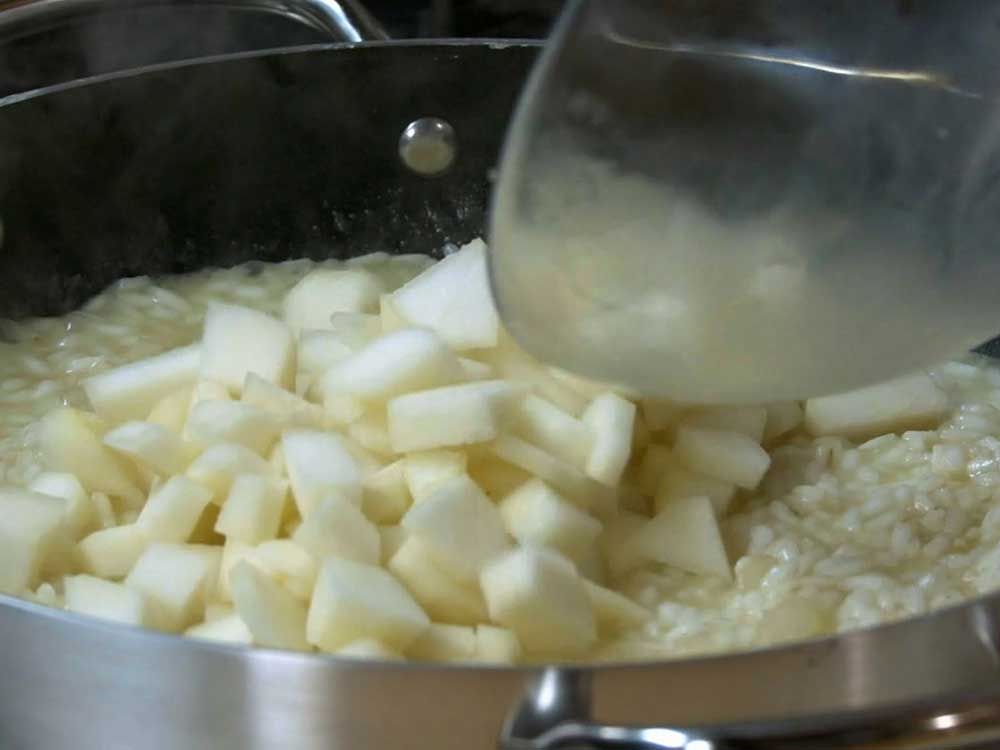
2 240 1000 662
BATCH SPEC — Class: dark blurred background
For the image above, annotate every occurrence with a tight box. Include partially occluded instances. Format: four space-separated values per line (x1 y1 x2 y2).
0 0 563 97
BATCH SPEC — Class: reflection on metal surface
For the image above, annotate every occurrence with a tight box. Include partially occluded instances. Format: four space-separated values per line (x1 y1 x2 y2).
398 116 457 176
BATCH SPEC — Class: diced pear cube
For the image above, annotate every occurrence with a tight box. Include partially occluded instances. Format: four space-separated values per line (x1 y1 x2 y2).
185 401 280 455
40 408 142 503
379 294 410 333
125 543 222 631
763 401 804 443
362 460 412 524
335 638 403 660
29 471 93 540
390 239 499 349
499 479 602 562
297 330 354 376
329 312 382 347
458 357 493 381
490 435 615 517
246 539 317 600
147 388 193 434
214 474 287 544
480 547 596 656
655 456 736 516
282 430 360 517
64 574 150 627
136 476 213 543
82 344 200 424
633 496 731 579
230 561 309 650
90 492 117 530
582 392 636 486
584 580 650 634
387 381 516 453
283 269 385 335
600 510 647 578
242 373 326 430
513 395 592 468
319 328 461 401
474 625 523 664
186 443 274 502
78 524 148 578
681 406 768 442
200 302 294 391
379 525 408 565
468 456 533 501
103 420 190 477
204 603 234 622
306 558 430 652
804 372 949 439
185 613 253 644
0 488 68 594
674 427 771 490
321 393 367 428
407 623 477 662
401 475 509 584
216 538 254 602
189 380 232 407
347 411 394 457
388 537 488 625
404 450 467 502
293 494 380 565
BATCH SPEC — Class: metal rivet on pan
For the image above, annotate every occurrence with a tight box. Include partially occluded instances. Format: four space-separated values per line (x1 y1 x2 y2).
398 117 457 176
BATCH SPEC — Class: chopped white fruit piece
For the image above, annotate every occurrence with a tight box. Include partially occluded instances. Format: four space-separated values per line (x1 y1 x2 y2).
804 372 949 439
763 401 804 443
125 543 222 631
584 580 650 633
636 444 672 497
474 625 522 664
186 443 273 502
340 436 385 478
476 333 588 415
681 406 767 442
582 393 636 486
388 537 488 625
379 525 408 565
401 475 509 585
200 302 294 391
40 408 141 503
499 479 602 562
362 461 412 524
641 399 684 432
185 613 253 644
655 456 736 516
307 558 429 653
329 312 382 346
387 380 517 453
147 387 193 434
91 492 117 530
281 430 360 517
0 488 68 594
204 603 234 622
293 494 380 565
29 471 93 540
64 574 149 626
379 294 410 333
408 623 477 662
458 357 493 381
674 427 771 490
390 239 499 349
320 329 461 401
230 561 309 650
348 412 394 457
600 511 647 578
480 547 596 656
82 344 200 424
321 393 366 428
468 456 533 501
297 330 354 376
103 420 189 477
336 639 403 660
188 380 232 408
216 539 253 602
136 476 213 543
513 394 592 468
186 400 280 455
404 450 467 502
633 496 731 579
283 269 385 335
78 524 148 578
242 373 326 430
247 539 317 600
214 474 287 544
490 435 615 517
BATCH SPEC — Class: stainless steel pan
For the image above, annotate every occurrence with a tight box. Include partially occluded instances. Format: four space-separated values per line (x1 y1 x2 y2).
3 8 1000 750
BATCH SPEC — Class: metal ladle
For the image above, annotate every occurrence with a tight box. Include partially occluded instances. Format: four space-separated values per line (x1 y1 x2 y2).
490 0 1000 403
